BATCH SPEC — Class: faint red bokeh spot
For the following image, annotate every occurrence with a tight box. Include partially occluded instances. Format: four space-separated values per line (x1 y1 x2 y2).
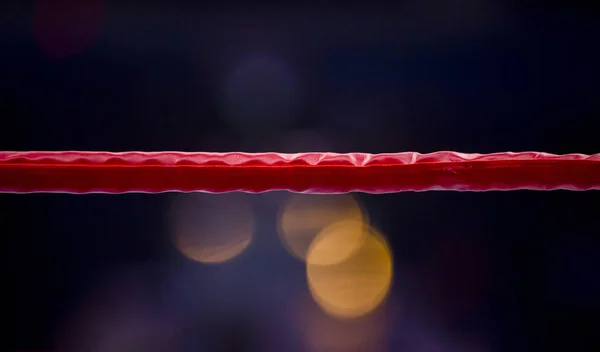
33 0 104 59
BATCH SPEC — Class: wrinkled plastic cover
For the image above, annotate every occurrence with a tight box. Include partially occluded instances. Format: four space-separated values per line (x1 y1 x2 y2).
1 151 599 193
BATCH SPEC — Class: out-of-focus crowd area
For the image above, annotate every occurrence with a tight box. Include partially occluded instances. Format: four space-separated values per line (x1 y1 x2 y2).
2 1 599 351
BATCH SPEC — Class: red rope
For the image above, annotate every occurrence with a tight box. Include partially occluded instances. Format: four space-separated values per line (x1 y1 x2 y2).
1 151 598 193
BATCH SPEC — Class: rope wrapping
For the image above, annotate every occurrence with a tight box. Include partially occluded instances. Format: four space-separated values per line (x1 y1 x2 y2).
1 151 599 194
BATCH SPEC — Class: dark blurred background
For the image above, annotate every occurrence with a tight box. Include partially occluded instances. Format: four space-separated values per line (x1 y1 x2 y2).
2 1 599 351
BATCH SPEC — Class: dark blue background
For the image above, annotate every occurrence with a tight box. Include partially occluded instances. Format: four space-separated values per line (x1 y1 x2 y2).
2 2 599 351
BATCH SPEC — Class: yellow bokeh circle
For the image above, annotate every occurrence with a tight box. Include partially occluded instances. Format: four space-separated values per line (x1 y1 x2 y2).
306 223 393 319
170 193 254 264
278 194 367 261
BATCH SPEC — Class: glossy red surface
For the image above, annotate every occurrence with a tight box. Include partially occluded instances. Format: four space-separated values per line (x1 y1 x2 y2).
1 151 599 193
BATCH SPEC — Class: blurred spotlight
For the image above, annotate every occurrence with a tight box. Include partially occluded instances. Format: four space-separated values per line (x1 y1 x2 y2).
304 219 367 266
56 266 177 352
219 54 301 131
296 296 387 352
278 194 367 262
33 0 105 59
170 193 254 264
307 224 393 319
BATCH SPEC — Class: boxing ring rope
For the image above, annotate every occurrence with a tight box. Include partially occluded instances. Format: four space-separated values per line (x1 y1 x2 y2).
1 151 599 194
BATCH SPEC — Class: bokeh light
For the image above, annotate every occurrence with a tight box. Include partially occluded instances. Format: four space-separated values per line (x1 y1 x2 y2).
304 219 367 267
169 193 254 264
55 265 177 352
219 54 300 131
33 0 105 60
296 295 387 352
306 224 393 319
278 194 367 262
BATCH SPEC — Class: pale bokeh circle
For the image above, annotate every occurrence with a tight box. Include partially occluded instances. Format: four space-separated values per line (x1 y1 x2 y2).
296 295 387 352
278 194 367 262
170 193 254 264
306 225 393 319
304 219 367 267
220 54 300 130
